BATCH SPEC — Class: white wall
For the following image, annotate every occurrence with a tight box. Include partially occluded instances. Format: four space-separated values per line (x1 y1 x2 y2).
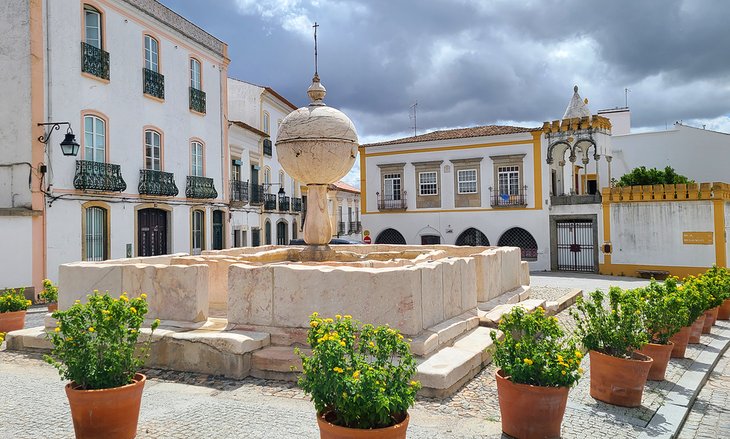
0 217 33 289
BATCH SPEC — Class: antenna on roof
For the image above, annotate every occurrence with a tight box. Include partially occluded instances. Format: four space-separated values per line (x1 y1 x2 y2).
409 102 418 137
624 87 630 108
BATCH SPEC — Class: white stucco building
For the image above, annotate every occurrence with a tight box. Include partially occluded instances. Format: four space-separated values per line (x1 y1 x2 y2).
1 0 230 291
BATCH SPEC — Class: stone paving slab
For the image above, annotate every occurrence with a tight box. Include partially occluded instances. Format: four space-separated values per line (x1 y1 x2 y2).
678 347 730 439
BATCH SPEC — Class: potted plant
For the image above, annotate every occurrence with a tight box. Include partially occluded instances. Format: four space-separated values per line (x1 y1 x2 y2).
700 266 728 328
715 267 730 320
631 279 689 380
571 287 652 407
680 277 709 343
0 288 32 333
296 313 420 439
40 279 59 312
45 291 159 439
490 306 582 439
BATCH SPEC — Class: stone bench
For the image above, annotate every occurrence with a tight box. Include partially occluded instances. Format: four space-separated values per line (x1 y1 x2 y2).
637 270 670 280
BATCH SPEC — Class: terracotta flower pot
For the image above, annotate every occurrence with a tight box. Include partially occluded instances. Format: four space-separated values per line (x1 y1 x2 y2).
495 369 569 439
65 373 146 439
669 326 691 358
0 310 26 333
47 303 58 312
718 298 730 320
638 341 674 381
689 315 705 343
316 411 409 439
589 350 652 407
702 307 718 334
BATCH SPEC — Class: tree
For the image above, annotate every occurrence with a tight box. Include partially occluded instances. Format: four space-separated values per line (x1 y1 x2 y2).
615 166 693 187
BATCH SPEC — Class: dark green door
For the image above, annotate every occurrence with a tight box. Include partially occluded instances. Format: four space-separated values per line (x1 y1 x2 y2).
212 210 224 250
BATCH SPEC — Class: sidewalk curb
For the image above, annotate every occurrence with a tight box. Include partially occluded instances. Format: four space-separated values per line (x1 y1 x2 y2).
638 321 730 439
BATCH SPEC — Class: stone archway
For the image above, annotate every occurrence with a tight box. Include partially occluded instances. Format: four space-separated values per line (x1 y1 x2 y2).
455 228 490 246
498 227 538 261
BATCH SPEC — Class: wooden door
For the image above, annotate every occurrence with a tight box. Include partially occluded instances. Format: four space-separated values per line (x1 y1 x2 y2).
138 208 167 257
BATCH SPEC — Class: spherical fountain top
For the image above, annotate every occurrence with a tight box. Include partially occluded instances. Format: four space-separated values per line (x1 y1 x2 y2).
275 73 359 185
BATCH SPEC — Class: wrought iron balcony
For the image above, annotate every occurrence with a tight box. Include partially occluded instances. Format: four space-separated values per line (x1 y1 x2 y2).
337 221 346 236
376 192 407 210
263 139 272 157
278 196 290 212
143 68 165 100
250 184 264 206
264 193 277 211
186 175 218 199
349 221 361 233
189 87 206 113
81 42 110 80
73 160 126 192
230 180 249 204
291 197 303 212
138 169 178 196
490 186 528 208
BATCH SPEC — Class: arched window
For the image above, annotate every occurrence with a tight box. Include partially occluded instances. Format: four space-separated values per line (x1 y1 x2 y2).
84 5 102 49
83 114 105 162
190 58 202 90
191 141 203 176
144 129 162 170
292 220 298 239
191 209 205 255
455 228 490 246
498 227 538 261
264 219 272 245
375 228 406 245
144 35 159 72
276 221 288 245
84 205 108 261
263 111 270 134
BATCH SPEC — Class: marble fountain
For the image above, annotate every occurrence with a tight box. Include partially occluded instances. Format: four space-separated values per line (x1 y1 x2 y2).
6 72 532 397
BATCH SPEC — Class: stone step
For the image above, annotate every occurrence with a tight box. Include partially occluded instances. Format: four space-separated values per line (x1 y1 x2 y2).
410 310 480 357
415 326 497 398
250 346 310 381
5 327 52 351
478 285 531 312
545 288 583 315
479 298 546 327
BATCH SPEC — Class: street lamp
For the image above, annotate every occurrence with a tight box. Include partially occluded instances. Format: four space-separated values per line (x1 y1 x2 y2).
37 122 80 156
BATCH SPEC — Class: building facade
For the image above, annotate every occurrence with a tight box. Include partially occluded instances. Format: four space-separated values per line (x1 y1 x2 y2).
1 0 229 291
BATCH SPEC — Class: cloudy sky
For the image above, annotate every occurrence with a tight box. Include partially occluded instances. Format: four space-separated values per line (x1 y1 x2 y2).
160 0 730 186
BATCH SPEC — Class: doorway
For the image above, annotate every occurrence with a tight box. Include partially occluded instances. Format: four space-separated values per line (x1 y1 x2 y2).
277 221 288 245
212 210 224 250
138 208 168 257
551 216 597 272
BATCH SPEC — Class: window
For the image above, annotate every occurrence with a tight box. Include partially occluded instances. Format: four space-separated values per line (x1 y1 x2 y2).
383 173 401 200
85 206 107 261
191 141 203 176
84 115 105 162
263 112 270 134
84 6 102 49
190 58 201 90
457 169 478 194
144 130 161 170
231 160 241 181
264 167 272 193
419 171 438 196
498 165 520 196
264 220 272 245
192 210 204 255
144 35 159 72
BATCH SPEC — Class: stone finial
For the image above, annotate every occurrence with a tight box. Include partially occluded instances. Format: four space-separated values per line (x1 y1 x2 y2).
307 73 327 105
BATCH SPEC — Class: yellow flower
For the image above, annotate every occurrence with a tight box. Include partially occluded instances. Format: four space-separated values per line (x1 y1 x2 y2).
88 327 95 332
75 300 81 304
26 300 32 306
141 293 147 299
397 334 404 340
129 329 137 334
578 368 584 374
369 341 375 348
310 320 319 327
130 307 137 314
312 312 319 317
65 337 73 342
557 355 564 363
333 367 343 373
561 370 567 375
410 380 418 386
352 370 361 380
335 314 342 319
339 341 346 347
324 318 333 323
102 310 110 314
523 358 533 366
575 350 583 359
342 392 347 398
344 315 352 319
120 295 129 302
54 327 60 333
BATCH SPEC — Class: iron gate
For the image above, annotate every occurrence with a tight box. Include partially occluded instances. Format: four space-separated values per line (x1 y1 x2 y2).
556 220 595 272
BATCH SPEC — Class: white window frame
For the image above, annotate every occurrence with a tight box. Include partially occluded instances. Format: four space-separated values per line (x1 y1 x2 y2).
191 141 203 177
145 130 161 171
84 115 105 163
457 169 478 194
190 58 201 90
498 165 521 196
84 6 101 49
144 35 159 72
418 171 438 196
383 173 401 200
85 206 106 261
263 112 270 134
192 210 204 255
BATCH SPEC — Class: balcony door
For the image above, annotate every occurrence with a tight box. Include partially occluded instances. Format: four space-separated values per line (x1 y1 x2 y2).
383 173 401 200
212 210 224 250
138 208 167 257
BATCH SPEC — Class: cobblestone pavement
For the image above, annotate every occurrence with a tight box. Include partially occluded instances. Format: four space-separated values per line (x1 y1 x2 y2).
678 343 730 439
531 271 650 293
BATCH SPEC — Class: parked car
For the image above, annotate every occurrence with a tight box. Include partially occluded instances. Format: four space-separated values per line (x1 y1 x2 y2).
289 238 364 245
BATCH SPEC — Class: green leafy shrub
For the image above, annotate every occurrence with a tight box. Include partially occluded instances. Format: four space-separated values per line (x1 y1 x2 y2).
679 276 710 322
630 278 689 344
571 287 648 358
0 288 32 313
490 306 583 387
39 279 58 304
615 166 693 187
44 291 159 390
296 313 420 429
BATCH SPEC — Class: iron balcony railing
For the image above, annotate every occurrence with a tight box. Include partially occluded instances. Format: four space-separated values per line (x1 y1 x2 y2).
186 175 218 199
263 193 277 211
189 87 206 113
291 197 303 212
338 221 346 236
490 186 528 207
81 42 110 80
250 184 264 206
376 191 407 210
143 68 165 99
230 180 249 204
349 221 361 233
263 139 273 157
73 160 126 192
138 169 178 196
279 196 290 212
